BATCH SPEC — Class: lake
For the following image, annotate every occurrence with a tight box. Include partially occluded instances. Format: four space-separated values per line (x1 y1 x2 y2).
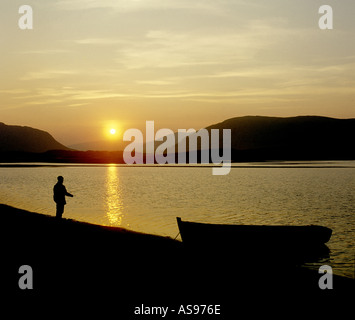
1 161 354 278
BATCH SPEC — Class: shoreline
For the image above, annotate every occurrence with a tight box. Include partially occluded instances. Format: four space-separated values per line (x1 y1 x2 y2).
1 159 355 169
1 203 353 311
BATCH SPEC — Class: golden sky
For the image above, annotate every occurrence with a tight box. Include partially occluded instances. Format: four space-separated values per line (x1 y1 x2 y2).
1 0 355 145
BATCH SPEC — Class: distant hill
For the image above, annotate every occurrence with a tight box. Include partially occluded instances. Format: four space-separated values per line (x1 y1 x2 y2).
1 116 354 163
69 132 189 152
0 122 71 153
69 140 125 151
204 116 355 161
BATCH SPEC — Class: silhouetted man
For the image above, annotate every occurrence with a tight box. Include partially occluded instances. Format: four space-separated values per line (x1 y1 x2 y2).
53 176 73 219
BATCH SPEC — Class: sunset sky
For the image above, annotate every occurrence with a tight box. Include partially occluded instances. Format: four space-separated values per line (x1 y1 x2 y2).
1 0 354 145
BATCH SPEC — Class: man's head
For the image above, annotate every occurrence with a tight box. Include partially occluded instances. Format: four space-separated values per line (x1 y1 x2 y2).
57 176 64 184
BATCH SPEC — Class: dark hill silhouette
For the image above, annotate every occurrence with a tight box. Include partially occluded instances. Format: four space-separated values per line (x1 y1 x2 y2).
178 116 355 161
205 115 355 161
0 122 71 153
207 115 354 150
1 116 354 163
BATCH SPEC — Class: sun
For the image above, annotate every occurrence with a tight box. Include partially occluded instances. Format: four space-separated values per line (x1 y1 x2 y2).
103 122 121 140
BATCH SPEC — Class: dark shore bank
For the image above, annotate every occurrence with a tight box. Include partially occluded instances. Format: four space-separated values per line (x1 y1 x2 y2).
1 204 353 316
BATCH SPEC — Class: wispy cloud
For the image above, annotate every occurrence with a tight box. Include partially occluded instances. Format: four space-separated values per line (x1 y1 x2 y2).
18 49 72 55
20 70 78 81
136 80 179 86
2 0 355 132
54 0 235 14
115 20 288 70
73 38 123 45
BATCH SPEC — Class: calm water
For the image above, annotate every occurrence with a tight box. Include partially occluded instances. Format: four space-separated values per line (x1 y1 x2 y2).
1 161 354 278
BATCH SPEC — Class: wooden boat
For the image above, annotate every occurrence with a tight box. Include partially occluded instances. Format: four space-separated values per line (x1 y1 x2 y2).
176 217 332 259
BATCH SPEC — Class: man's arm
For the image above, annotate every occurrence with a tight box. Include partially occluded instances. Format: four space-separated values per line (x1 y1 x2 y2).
64 186 74 197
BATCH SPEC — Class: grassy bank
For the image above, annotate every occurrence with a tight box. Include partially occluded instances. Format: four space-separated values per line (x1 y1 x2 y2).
1 203 353 314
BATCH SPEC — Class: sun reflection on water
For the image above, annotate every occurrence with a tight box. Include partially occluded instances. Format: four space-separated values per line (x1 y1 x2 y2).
105 166 124 225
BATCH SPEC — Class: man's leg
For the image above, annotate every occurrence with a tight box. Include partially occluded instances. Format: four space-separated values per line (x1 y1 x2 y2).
56 203 64 219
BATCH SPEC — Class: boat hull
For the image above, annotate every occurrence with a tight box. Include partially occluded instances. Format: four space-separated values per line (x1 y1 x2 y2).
176 217 332 261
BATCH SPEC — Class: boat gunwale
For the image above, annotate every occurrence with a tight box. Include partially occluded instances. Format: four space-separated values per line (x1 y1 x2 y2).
176 217 332 244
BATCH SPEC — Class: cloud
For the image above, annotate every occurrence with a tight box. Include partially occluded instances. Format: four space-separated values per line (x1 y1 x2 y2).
54 0 232 14
18 49 72 55
136 80 179 86
115 20 285 70
20 70 78 81
73 38 123 45
3 0 354 121
0 89 31 94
